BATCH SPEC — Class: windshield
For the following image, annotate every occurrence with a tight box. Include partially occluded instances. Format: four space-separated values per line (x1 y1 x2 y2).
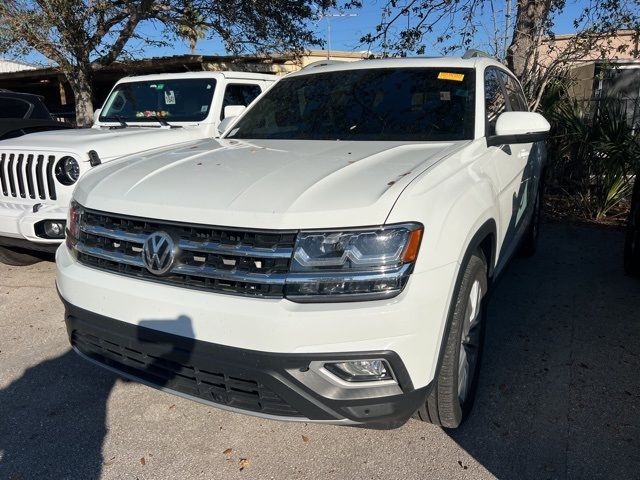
100 79 216 123
228 67 475 141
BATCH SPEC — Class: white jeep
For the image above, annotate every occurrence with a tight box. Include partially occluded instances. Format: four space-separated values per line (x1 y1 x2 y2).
0 71 276 264
57 54 550 428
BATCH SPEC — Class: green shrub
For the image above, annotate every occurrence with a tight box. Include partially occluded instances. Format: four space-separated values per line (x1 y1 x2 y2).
546 95 640 221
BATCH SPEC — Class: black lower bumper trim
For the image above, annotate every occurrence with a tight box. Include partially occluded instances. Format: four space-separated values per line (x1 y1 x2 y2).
62 301 430 426
0 236 59 253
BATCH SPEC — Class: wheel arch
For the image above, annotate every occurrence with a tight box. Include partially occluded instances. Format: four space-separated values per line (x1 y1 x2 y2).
432 217 497 382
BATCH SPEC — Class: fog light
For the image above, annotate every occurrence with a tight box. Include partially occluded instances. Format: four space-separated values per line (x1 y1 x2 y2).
324 359 393 382
43 220 66 239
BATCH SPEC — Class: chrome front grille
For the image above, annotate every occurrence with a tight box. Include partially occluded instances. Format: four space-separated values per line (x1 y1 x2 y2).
0 152 57 200
75 208 296 298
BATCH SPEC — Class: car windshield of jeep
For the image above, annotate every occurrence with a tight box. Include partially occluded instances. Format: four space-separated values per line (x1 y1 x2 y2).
228 67 475 141
100 79 216 123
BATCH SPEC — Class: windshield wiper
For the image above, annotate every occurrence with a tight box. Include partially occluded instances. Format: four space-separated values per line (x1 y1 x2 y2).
151 115 177 128
101 115 128 127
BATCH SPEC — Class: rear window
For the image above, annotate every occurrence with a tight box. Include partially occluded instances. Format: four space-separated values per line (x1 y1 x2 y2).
228 68 475 141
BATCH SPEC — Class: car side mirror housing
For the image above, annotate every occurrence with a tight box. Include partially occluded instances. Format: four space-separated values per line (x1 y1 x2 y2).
217 105 247 135
93 108 101 124
223 105 246 119
217 116 237 136
487 111 551 147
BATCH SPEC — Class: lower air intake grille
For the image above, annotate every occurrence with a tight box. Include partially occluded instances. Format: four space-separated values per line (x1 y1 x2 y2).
72 330 303 418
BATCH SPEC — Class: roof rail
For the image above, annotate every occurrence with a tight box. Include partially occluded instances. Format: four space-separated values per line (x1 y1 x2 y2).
302 59 346 70
462 49 493 60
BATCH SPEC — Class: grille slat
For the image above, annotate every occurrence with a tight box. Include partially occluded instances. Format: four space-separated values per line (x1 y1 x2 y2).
16 154 26 197
46 155 57 200
25 154 35 198
35 155 46 199
75 208 295 298
0 154 7 196
7 154 16 196
0 151 59 200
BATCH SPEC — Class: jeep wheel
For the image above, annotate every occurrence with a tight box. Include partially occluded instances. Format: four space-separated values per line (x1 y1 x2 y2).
0 245 43 266
416 251 487 428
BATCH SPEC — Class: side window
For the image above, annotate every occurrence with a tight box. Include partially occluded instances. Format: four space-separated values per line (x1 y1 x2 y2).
221 83 262 119
500 71 528 111
484 69 506 136
0 97 31 119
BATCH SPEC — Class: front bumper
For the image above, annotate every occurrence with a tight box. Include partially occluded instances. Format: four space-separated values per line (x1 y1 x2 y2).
0 198 66 248
64 301 430 426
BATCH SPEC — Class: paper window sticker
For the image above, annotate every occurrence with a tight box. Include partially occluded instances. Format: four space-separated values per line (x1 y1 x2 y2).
228 128 239 137
437 72 465 82
440 91 451 101
164 90 176 105
200 105 208 113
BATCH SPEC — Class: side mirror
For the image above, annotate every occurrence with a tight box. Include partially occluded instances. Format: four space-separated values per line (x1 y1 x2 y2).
223 105 246 119
217 116 237 135
93 108 101 122
487 111 550 147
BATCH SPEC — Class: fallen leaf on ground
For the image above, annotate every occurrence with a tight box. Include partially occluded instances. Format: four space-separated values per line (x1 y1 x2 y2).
140 457 146 466
239 458 250 470
302 435 309 443
223 448 233 455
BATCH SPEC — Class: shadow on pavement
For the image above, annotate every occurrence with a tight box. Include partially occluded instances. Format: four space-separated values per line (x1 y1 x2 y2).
449 225 640 479
0 315 197 480
0 351 116 479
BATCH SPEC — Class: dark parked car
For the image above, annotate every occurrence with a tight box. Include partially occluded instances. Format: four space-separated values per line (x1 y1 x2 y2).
0 90 71 140
625 178 640 276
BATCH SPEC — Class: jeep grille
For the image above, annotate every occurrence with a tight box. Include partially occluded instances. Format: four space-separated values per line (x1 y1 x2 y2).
0 152 57 200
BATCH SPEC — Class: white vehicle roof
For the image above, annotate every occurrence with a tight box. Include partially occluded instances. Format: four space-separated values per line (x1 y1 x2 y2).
114 71 277 85
289 55 510 77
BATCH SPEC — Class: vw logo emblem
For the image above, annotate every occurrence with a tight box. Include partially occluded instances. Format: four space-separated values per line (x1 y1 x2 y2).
142 231 176 276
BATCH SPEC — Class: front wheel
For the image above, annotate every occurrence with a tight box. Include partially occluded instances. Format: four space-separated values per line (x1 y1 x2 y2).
416 250 488 428
0 245 43 266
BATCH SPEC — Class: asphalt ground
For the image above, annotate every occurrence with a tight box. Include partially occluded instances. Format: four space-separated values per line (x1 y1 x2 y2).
1 223 639 480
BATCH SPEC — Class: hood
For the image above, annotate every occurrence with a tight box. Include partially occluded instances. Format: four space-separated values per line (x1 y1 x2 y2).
0 126 204 161
75 138 468 229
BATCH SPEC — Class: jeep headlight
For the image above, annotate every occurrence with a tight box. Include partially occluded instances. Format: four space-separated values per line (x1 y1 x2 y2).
285 223 423 302
55 156 80 185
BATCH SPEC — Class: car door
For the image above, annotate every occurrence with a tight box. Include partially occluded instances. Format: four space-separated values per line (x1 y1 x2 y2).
484 67 532 266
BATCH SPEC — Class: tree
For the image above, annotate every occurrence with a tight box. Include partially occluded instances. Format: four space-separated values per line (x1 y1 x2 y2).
0 0 333 127
357 0 640 109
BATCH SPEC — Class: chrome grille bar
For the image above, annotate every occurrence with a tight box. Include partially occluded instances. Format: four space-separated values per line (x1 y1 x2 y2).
75 208 296 298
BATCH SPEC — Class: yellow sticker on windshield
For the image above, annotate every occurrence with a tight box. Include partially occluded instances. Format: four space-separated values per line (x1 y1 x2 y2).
438 72 465 82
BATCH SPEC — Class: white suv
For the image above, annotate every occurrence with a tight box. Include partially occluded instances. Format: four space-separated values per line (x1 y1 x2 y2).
56 54 550 428
0 71 275 265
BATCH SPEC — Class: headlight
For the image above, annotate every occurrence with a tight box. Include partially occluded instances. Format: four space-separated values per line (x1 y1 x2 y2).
65 200 83 250
55 156 80 185
285 223 423 302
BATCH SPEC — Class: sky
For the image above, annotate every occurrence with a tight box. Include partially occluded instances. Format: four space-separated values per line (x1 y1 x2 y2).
17 1 597 66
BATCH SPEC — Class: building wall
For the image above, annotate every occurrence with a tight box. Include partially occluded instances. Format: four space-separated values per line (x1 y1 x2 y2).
0 59 36 74
538 31 639 68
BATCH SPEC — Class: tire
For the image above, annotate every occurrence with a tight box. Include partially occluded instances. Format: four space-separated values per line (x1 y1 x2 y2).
0 245 43 266
520 184 543 257
416 250 488 428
